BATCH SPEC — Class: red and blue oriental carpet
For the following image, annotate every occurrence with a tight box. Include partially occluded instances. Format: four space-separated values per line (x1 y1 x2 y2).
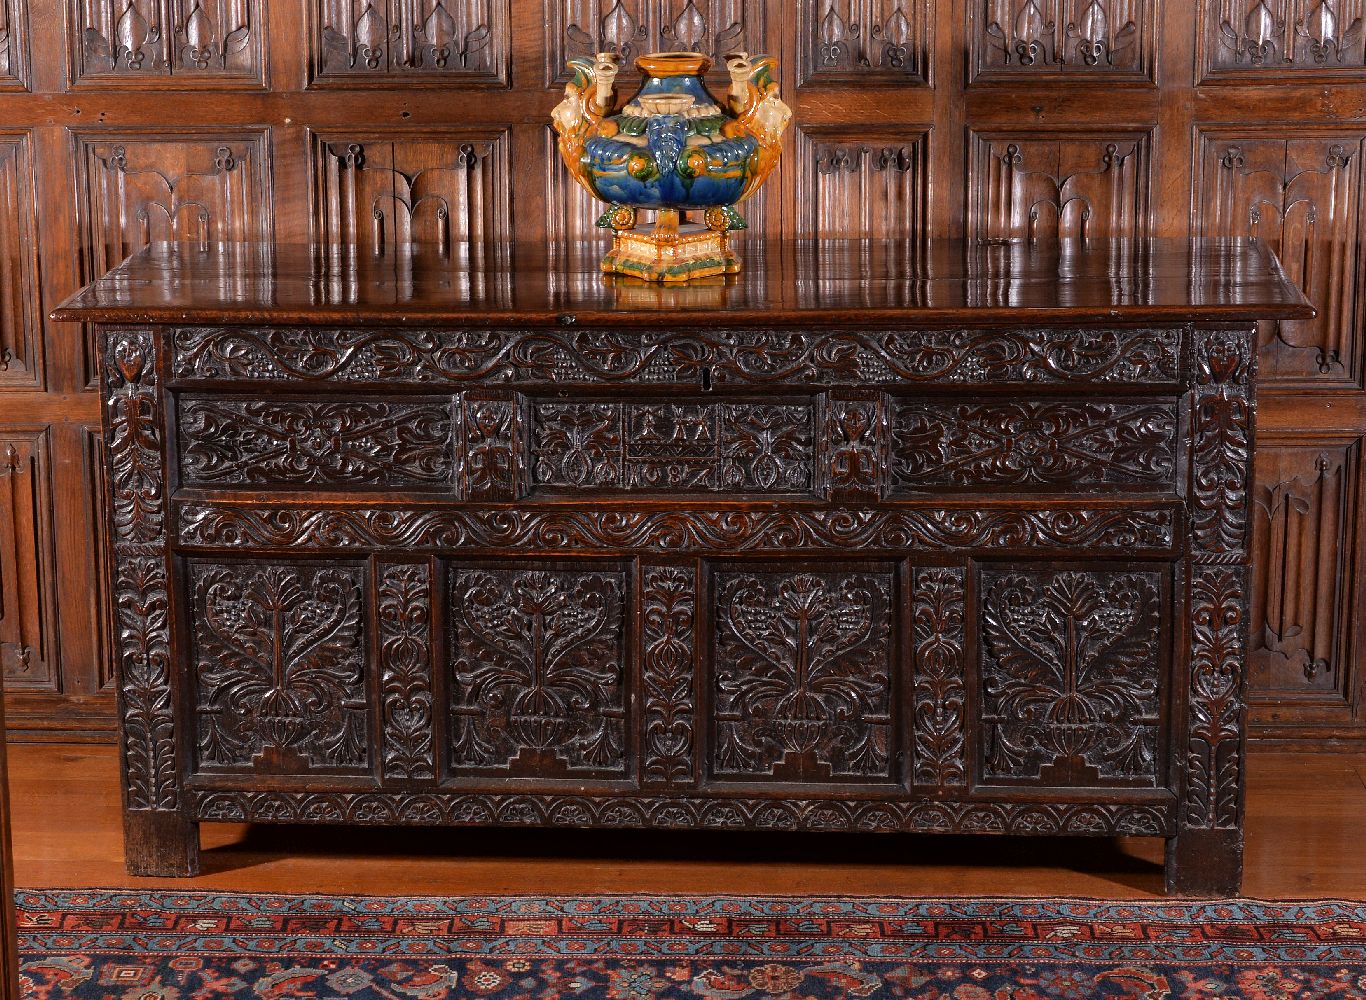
16 891 1366 999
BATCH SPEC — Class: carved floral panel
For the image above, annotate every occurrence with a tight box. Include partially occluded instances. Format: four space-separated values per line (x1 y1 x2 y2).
379 562 435 781
891 399 1178 489
711 568 895 783
0 136 40 390
980 568 1164 787
970 132 1152 241
642 566 696 786
1204 0 1366 77
314 0 508 85
448 566 629 778
532 400 815 495
0 431 58 691
912 567 967 788
799 0 928 85
178 396 456 488
73 0 263 86
547 0 762 84
190 561 370 776
795 129 929 240
971 0 1155 81
1249 437 1360 706
1196 132 1365 387
314 133 512 250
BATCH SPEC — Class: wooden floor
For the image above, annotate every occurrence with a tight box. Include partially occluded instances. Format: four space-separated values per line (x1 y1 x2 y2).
11 744 1366 898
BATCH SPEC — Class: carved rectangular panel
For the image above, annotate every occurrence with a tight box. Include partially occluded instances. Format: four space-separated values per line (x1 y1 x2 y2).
531 399 816 496
1195 131 1366 388
798 0 929 86
447 564 630 779
190 560 371 776
459 390 527 502
0 431 58 691
709 566 896 784
1249 436 1361 706
0 134 40 390
979 566 1165 787
1202 0 1366 79
970 0 1156 82
970 131 1152 241
379 561 435 782
794 128 929 240
71 0 264 87
546 0 763 85
819 392 888 501
313 131 512 250
912 566 967 789
0 0 27 90
891 399 1178 490
312 0 509 85
642 565 696 787
178 396 457 489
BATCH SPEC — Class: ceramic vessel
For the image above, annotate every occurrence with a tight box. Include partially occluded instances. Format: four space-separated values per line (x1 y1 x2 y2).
552 50 791 282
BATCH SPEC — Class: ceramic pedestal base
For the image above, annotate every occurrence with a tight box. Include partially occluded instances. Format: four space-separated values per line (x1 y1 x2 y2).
600 208 743 283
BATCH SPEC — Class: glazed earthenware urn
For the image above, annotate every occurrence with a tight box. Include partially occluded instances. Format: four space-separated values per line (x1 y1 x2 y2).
552 49 791 282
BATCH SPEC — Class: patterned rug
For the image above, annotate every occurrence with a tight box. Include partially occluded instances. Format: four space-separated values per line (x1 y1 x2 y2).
15 891 1366 999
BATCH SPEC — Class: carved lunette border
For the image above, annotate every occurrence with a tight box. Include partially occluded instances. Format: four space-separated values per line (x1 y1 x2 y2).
103 327 179 813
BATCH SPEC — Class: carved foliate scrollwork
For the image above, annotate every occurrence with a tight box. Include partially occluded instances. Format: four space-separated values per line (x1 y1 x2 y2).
191 561 369 774
1207 0 1366 74
981 569 1163 786
171 326 1185 388
104 329 177 812
379 562 435 781
712 570 894 782
912 567 967 788
448 567 628 777
642 566 696 786
1192 329 1254 555
75 0 262 85
178 397 456 487
891 400 1178 489
974 0 1153 80
533 400 814 495
316 0 507 84
177 503 1179 555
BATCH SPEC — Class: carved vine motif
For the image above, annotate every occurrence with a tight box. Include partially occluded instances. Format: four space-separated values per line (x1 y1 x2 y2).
191 789 1173 837
642 567 695 786
805 0 925 81
978 0 1147 75
105 329 177 812
1213 0 1366 69
533 401 814 494
178 397 455 487
713 571 893 781
319 0 499 78
178 503 1179 554
448 568 627 776
1187 567 1247 830
79 0 258 79
191 562 369 774
1193 329 1253 555
892 400 1177 488
554 0 756 81
379 563 435 781
981 570 1163 786
171 326 1185 388
912 568 966 788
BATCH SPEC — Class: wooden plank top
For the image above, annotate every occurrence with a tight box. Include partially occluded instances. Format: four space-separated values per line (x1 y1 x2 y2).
53 238 1315 328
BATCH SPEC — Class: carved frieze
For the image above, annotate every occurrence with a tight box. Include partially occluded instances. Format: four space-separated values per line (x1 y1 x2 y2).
891 400 1178 489
448 566 629 778
379 562 435 781
171 325 1185 388
912 567 967 789
177 503 1180 555
73 0 264 86
178 397 456 488
981 568 1164 786
712 569 894 782
532 400 814 495
314 0 508 84
1196 133 1365 387
799 0 929 85
972 0 1155 81
1204 0 1366 77
191 561 369 775
642 566 696 786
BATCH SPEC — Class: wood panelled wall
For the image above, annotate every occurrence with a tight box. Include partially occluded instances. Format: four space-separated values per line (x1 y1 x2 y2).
1 0 1364 745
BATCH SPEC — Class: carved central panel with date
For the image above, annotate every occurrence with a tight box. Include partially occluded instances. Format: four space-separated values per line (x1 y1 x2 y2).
66 238 1306 894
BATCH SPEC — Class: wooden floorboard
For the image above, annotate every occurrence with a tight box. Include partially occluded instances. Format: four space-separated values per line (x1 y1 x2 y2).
11 744 1366 898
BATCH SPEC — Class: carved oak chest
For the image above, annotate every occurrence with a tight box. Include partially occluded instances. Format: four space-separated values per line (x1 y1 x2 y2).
54 238 1313 894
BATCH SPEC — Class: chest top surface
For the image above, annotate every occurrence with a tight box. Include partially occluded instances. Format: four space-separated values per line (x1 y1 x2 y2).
53 238 1313 329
